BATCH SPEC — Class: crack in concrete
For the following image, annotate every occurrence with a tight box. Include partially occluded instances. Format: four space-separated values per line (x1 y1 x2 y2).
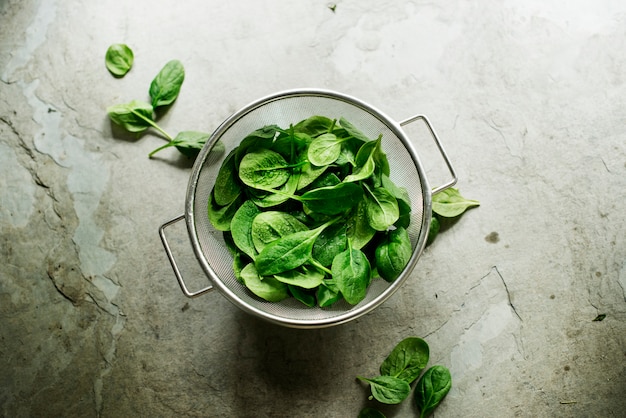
492 265 523 322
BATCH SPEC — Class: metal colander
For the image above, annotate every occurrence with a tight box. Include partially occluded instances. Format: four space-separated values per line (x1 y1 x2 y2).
160 89 456 329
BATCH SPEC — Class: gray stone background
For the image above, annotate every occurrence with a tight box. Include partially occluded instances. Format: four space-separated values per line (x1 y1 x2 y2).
1 0 625 417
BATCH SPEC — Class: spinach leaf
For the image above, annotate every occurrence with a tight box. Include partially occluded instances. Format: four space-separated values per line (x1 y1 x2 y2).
288 284 316 307
357 375 411 404
364 184 399 231
239 148 294 189
331 245 371 305
148 130 210 158
358 407 386 418
213 149 242 206
293 115 334 137
296 161 327 190
207 191 241 231
381 174 411 228
274 265 325 289
316 282 341 307
379 337 429 384
250 170 300 208
307 133 348 166
346 198 377 250
375 227 412 282
239 263 289 302
312 222 347 266
105 44 133 77
432 187 480 218
415 365 452 418
149 59 185 108
343 137 379 183
107 100 154 133
230 200 261 260
251 211 308 253
300 182 363 215
339 117 372 143
255 219 337 276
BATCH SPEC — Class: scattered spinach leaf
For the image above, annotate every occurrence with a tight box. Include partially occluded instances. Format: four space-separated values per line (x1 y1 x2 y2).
426 216 440 246
592 314 606 322
105 44 134 77
432 187 480 218
149 131 210 158
357 375 411 404
358 407 385 418
107 100 154 133
149 59 185 109
379 337 429 384
414 365 452 418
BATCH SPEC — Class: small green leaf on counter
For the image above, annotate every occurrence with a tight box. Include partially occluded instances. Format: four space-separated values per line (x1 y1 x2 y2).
432 187 480 218
592 314 606 322
149 59 185 109
357 375 411 404
358 407 386 418
414 365 452 418
379 337 429 384
107 100 154 133
105 44 134 77
149 131 210 158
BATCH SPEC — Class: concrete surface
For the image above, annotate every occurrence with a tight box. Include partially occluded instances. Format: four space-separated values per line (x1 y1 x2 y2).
1 0 625 417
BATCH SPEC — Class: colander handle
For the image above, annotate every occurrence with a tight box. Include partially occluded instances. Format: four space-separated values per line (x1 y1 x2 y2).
400 114 458 194
159 215 213 298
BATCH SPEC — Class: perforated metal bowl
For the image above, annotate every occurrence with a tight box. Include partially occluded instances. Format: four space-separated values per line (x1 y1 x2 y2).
160 89 456 329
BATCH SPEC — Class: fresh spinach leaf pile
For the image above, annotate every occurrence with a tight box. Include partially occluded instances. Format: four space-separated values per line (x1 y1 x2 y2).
208 116 413 307
357 337 452 418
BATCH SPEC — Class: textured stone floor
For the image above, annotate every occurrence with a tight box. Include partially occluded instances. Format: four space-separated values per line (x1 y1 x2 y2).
1 1 625 417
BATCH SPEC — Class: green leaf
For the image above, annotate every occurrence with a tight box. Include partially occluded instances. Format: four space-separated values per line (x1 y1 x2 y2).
288 284 316 307
239 263 289 302
316 282 341 307
251 211 308 253
379 337 429 384
364 184 399 231
149 131 210 158
339 117 372 143
331 246 371 305
592 314 606 322
432 187 480 218
312 222 347 266
107 100 154 133
105 44 133 77
213 149 242 206
346 198 376 250
415 365 452 418
293 115 334 137
255 220 335 276
375 227 412 282
300 182 363 215
239 149 293 189
230 200 261 261
358 407 386 418
357 375 411 405
149 59 185 108
274 265 325 289
307 133 346 166
344 137 379 183
207 191 242 231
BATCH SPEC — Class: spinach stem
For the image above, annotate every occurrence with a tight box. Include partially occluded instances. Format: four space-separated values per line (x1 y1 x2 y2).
130 109 173 141
148 142 173 158
308 258 332 275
